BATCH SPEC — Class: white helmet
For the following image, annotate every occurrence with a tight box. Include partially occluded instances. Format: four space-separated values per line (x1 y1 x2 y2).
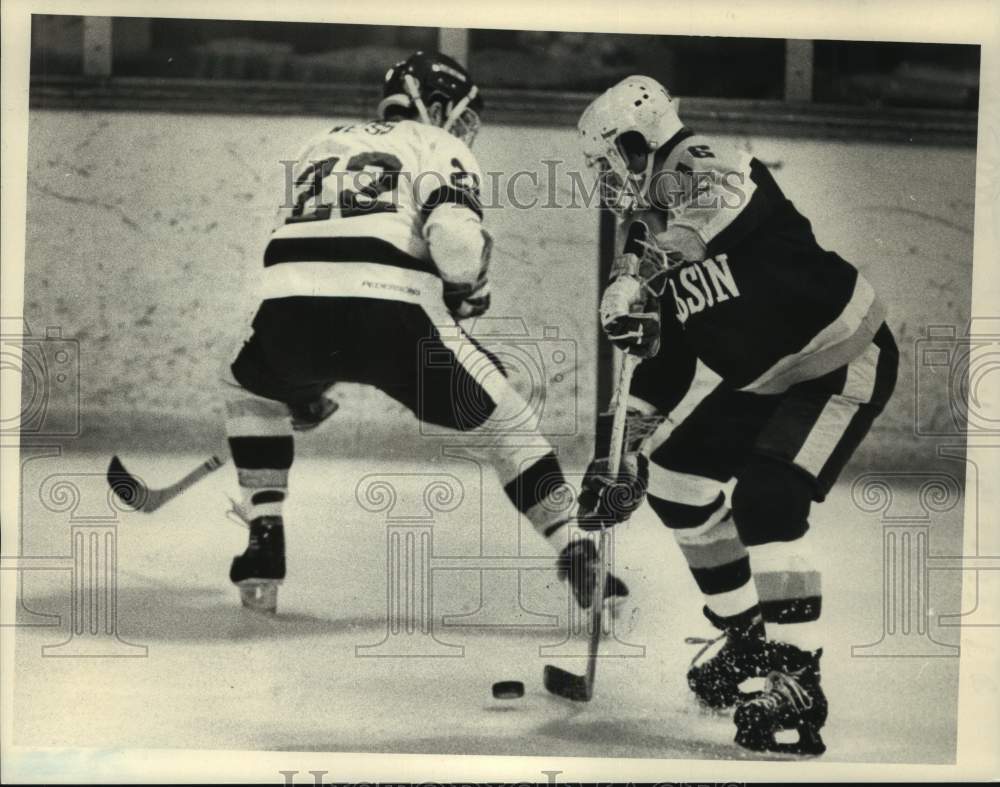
578 75 683 216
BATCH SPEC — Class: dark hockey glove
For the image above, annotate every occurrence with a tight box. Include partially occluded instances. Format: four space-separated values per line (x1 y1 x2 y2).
577 452 649 530
288 394 339 432
444 275 491 320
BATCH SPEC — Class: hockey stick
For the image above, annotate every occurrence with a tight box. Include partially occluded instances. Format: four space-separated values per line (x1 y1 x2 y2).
544 351 640 702
107 453 227 513
106 395 339 513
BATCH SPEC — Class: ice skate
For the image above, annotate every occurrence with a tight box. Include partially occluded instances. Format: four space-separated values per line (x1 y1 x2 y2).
733 644 827 755
557 538 629 612
686 606 771 709
230 515 286 614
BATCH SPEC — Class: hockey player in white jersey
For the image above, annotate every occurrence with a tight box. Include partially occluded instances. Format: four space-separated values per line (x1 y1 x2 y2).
223 52 628 616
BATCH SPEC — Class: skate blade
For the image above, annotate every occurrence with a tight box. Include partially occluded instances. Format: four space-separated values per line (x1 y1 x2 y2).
772 724 826 756
237 580 281 614
737 723 826 756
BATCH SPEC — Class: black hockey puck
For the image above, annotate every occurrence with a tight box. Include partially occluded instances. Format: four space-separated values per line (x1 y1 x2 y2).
491 680 524 699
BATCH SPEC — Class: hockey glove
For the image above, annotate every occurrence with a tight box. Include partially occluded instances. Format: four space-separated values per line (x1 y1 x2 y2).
288 394 339 432
600 275 661 357
444 275 491 320
577 452 649 529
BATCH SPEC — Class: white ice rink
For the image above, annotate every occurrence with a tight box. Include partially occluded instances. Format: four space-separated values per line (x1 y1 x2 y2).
10 449 963 763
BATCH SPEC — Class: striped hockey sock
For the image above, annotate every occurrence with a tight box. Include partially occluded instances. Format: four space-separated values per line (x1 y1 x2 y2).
749 535 823 651
225 394 294 522
502 450 573 553
672 509 763 624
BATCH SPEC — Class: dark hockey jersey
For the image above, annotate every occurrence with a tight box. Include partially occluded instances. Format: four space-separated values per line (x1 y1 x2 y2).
628 130 886 396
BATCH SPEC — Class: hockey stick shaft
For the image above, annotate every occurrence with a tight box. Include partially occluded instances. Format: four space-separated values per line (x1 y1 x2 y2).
156 454 227 505
545 221 651 701
584 350 639 692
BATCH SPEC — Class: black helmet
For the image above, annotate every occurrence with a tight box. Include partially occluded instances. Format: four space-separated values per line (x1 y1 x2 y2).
377 51 483 145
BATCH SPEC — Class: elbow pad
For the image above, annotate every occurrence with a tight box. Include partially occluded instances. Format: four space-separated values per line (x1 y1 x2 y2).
425 206 486 285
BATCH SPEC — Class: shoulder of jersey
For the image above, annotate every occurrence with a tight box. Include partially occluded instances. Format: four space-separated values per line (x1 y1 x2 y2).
404 121 478 160
296 126 344 157
669 132 748 172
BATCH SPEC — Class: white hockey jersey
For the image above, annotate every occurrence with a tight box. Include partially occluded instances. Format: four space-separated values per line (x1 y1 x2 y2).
260 119 485 307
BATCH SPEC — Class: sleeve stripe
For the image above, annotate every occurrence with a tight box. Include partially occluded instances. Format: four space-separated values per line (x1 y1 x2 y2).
421 185 483 221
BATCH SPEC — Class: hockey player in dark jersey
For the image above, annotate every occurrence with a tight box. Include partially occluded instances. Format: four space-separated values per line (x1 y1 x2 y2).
221 52 627 618
576 76 898 755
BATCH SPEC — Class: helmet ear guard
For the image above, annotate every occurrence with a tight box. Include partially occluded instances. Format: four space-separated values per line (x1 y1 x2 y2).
376 73 432 124
376 93 412 120
615 130 651 164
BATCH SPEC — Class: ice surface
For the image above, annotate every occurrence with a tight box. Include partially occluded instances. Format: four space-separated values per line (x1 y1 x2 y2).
11 450 962 763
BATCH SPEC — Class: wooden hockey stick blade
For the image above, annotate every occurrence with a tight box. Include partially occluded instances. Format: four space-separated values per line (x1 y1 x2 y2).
107 454 149 510
107 454 226 513
543 664 591 702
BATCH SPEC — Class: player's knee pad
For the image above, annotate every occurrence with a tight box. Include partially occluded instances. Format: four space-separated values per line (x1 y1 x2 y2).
731 456 813 547
750 532 823 625
645 462 727 531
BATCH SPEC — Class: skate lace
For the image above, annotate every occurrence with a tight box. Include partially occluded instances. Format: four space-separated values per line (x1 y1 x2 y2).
684 633 726 666
752 668 813 713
